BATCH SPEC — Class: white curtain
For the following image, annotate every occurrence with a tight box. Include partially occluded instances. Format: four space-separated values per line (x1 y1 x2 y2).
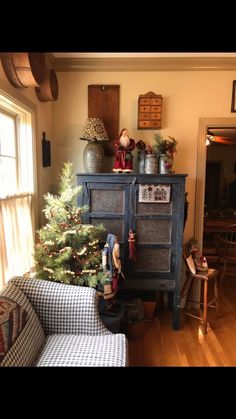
0 193 35 289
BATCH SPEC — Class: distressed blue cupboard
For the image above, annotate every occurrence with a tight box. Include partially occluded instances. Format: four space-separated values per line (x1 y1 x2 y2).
76 173 187 330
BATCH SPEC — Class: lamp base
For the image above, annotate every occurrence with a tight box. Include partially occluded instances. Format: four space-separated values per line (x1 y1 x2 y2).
83 140 104 173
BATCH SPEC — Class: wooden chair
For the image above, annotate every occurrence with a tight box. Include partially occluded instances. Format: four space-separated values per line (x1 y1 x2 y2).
214 224 236 284
181 247 220 334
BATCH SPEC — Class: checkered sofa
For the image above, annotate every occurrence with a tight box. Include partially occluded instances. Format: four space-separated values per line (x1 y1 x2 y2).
0 276 128 367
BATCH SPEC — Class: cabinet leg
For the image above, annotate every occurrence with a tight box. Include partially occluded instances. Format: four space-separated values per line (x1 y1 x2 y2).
155 291 164 313
167 292 173 310
173 307 180 330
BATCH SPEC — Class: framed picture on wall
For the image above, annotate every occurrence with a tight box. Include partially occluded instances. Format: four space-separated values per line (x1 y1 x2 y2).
231 80 236 112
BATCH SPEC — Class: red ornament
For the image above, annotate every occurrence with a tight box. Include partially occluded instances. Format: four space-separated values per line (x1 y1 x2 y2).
128 229 138 262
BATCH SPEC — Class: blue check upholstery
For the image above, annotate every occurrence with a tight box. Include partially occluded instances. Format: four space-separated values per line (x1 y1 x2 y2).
0 277 128 367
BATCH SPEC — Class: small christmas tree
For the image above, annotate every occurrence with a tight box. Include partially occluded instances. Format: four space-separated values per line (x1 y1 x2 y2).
34 162 109 287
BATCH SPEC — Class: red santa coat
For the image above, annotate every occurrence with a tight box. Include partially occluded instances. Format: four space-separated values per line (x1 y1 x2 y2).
113 137 136 172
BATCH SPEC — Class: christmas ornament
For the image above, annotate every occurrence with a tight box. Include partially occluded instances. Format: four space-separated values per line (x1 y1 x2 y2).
128 229 138 263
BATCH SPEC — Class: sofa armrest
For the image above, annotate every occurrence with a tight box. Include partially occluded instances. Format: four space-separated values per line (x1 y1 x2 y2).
10 277 111 335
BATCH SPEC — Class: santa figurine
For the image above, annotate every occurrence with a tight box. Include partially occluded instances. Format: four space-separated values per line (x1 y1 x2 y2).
98 233 125 315
113 128 135 173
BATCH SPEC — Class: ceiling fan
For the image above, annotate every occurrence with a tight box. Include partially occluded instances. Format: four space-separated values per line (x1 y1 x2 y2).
206 133 234 145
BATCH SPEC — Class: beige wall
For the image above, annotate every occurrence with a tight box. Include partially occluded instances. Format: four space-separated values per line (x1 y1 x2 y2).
1 61 236 239
0 62 53 226
52 70 236 241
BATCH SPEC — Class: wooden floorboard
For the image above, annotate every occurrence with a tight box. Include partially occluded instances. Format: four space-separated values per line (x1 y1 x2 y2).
127 270 236 366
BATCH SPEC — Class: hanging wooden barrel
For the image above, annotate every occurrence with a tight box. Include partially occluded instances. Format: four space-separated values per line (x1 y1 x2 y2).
35 69 58 102
0 52 46 88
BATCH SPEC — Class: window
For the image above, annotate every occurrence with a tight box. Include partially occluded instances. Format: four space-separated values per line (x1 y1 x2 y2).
0 91 36 289
0 111 17 196
0 93 35 197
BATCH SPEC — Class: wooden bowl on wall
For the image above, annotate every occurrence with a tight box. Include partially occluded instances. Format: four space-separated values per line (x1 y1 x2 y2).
1 52 46 88
35 68 58 102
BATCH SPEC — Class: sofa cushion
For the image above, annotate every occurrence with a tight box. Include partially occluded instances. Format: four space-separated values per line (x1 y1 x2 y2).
0 283 45 366
36 334 128 367
0 295 28 361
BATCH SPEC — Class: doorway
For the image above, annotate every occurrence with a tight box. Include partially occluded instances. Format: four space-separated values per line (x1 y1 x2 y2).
195 117 236 252
205 161 221 208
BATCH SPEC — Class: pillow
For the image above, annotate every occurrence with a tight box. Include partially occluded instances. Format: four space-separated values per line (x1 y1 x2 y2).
0 296 28 361
0 283 45 366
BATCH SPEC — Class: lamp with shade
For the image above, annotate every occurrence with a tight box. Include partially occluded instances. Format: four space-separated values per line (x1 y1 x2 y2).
80 118 109 173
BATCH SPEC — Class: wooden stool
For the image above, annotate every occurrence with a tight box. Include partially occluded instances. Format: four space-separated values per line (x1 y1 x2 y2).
181 253 220 335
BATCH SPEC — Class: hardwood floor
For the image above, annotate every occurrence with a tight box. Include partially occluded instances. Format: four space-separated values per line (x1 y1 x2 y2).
127 267 236 366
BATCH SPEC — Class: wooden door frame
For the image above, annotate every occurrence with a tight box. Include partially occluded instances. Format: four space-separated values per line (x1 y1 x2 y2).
195 117 236 251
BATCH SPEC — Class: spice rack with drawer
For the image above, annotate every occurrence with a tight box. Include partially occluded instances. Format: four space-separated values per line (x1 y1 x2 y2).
138 92 163 129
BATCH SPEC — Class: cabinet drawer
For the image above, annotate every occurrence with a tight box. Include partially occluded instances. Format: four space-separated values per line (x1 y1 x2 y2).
150 113 161 120
139 120 161 128
139 105 150 112
156 280 175 291
123 278 175 291
151 105 162 112
139 113 150 120
151 98 162 105
139 98 151 105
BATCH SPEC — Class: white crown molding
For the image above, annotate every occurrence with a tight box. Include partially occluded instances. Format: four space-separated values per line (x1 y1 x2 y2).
52 53 236 58
54 56 236 72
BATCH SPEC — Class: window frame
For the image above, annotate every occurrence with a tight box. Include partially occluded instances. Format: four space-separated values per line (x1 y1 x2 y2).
0 106 19 194
0 86 38 228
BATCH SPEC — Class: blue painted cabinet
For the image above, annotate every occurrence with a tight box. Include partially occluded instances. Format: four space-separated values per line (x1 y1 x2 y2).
76 173 187 330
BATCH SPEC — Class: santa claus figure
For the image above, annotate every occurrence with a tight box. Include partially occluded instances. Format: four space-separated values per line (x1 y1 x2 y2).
113 128 136 173
98 233 125 315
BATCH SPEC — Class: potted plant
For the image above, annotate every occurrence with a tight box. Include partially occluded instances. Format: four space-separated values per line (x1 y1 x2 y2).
153 134 177 174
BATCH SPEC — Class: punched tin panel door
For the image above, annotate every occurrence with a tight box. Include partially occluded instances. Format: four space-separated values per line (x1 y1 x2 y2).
129 180 183 282
128 176 186 330
129 183 173 278
77 177 130 270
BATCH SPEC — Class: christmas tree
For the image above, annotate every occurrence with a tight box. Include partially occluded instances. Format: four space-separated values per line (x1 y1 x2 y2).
34 162 109 287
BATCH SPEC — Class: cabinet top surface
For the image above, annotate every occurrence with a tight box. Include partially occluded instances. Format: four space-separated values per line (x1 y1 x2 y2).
76 173 188 178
